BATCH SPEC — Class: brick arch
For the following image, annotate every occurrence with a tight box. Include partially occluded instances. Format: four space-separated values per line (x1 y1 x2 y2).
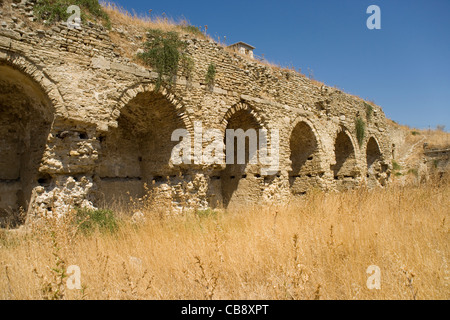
112 82 194 134
0 53 67 117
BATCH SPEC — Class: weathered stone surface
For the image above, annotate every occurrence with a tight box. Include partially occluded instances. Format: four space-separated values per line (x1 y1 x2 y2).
0 0 393 225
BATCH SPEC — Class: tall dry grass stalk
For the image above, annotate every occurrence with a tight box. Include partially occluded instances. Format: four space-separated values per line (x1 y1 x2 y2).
1 177 449 300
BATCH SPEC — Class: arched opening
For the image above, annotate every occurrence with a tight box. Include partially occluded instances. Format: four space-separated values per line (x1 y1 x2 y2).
220 108 263 209
366 137 387 186
0 64 54 226
289 121 322 195
96 91 187 210
333 130 358 189
367 137 382 171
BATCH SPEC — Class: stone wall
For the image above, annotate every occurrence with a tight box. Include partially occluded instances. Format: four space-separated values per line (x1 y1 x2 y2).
0 0 393 225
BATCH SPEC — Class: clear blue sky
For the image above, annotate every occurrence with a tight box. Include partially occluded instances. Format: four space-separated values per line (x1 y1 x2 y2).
111 0 450 131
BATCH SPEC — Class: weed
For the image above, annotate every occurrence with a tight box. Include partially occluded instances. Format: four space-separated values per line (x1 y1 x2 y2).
355 117 366 147
400 265 418 300
392 160 402 171
196 208 218 218
407 168 419 177
205 62 216 88
180 54 195 82
364 102 374 122
74 208 118 234
35 0 111 29
138 29 189 91
193 256 219 300
179 24 202 36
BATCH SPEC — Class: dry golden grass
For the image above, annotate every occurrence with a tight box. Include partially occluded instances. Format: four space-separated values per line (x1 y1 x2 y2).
101 2 196 34
1 178 449 300
388 119 450 149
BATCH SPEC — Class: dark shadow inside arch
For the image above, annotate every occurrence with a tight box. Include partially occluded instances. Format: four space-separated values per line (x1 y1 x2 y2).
220 109 263 209
96 91 187 211
0 63 54 227
367 137 382 171
366 137 387 186
333 130 357 179
289 121 322 195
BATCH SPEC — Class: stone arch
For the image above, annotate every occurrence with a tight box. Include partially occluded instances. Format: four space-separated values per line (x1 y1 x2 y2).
332 127 359 189
366 136 388 187
111 82 193 134
0 53 67 117
0 61 55 226
366 136 382 170
288 118 324 195
218 101 268 137
217 102 268 209
96 84 192 209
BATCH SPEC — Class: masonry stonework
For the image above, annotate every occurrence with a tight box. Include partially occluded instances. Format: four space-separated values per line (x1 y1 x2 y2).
0 0 393 225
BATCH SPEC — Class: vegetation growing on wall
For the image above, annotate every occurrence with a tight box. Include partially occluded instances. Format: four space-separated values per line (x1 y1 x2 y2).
355 117 366 147
364 102 374 122
180 54 195 82
205 62 216 87
34 0 111 28
138 29 192 91
179 24 203 37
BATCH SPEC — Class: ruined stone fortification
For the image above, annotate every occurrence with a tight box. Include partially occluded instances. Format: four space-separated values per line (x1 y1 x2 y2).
0 0 393 225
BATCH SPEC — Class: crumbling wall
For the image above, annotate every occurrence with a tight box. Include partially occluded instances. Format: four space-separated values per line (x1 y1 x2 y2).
220 106 263 209
289 121 323 195
0 0 393 224
366 136 388 187
96 91 189 209
0 63 54 225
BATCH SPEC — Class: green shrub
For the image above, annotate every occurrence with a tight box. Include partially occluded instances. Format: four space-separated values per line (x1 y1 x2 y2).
74 208 118 234
138 29 190 91
180 54 195 82
205 63 216 87
196 208 218 218
179 24 203 36
392 160 402 171
364 102 374 122
433 159 439 169
407 168 419 177
34 0 111 29
411 131 420 136
355 117 366 147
